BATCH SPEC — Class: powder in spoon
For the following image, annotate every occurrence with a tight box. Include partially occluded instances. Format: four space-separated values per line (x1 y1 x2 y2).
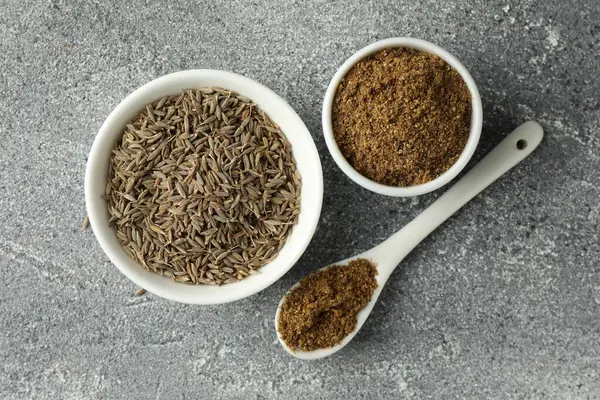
277 258 378 351
332 47 472 186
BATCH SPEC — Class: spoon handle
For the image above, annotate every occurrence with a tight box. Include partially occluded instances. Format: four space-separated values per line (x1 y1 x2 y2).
372 121 544 277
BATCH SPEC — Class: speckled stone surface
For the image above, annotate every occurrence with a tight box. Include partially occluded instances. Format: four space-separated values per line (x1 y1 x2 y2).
1 0 599 399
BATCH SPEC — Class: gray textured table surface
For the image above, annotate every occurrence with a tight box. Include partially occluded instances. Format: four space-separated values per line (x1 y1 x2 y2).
1 0 599 399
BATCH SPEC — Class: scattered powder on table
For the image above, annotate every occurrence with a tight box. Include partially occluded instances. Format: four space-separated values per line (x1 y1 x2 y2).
277 258 378 351
332 47 472 186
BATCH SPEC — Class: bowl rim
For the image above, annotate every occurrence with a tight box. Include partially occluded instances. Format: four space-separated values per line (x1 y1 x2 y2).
85 69 323 304
322 37 483 197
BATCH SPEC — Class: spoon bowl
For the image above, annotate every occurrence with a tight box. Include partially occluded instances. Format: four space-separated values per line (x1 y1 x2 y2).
276 121 544 359
275 254 388 360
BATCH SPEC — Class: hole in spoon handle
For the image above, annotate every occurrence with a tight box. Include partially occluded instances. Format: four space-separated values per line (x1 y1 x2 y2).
510 121 544 155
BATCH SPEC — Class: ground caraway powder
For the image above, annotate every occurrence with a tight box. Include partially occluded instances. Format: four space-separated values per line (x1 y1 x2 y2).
277 259 378 351
332 47 472 186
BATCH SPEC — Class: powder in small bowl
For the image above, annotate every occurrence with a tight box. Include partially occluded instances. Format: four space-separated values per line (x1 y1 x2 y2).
277 258 378 351
332 47 472 187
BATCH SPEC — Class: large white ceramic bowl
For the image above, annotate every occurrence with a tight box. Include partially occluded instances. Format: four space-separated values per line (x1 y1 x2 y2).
85 70 323 304
322 37 483 197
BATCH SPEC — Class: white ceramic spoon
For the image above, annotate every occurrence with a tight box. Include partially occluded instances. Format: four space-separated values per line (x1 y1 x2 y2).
275 121 544 360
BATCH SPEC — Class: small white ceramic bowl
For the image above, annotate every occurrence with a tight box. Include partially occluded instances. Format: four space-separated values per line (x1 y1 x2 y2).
85 70 323 304
322 37 483 197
